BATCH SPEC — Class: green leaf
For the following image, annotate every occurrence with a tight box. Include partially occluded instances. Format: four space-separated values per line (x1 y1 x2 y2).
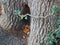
47 31 52 36
46 41 53 45
13 10 17 15
56 20 60 25
17 10 21 15
52 5 59 14
13 10 21 15
56 30 60 38
36 43 41 45
46 42 50 45
49 36 55 42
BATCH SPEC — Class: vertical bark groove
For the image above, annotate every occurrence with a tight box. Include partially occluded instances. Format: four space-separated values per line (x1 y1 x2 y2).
0 0 30 45
28 0 57 45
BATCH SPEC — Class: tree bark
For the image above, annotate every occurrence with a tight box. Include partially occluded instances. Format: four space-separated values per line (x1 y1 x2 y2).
28 0 57 45
0 0 30 45
0 0 60 45
0 0 30 34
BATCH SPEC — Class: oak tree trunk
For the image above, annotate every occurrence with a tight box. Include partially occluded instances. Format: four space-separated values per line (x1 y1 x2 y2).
0 0 60 45
0 0 30 45
28 0 58 45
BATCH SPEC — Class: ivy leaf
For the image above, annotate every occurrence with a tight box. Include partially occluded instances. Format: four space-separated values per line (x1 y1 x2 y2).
56 30 60 38
47 31 52 36
13 10 17 15
46 41 53 45
17 10 21 15
46 42 50 45
49 36 55 42
56 20 60 25
13 10 21 15
52 5 59 14
36 43 41 45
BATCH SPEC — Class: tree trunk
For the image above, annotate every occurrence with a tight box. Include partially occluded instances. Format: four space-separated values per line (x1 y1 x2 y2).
0 0 30 45
0 0 26 31
0 0 60 45
0 0 30 35
28 0 57 45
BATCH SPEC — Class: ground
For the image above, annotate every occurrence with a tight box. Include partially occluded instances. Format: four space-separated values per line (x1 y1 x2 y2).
0 28 24 45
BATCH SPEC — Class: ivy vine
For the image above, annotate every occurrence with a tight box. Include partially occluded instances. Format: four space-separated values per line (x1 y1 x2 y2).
46 5 60 45
13 9 28 20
